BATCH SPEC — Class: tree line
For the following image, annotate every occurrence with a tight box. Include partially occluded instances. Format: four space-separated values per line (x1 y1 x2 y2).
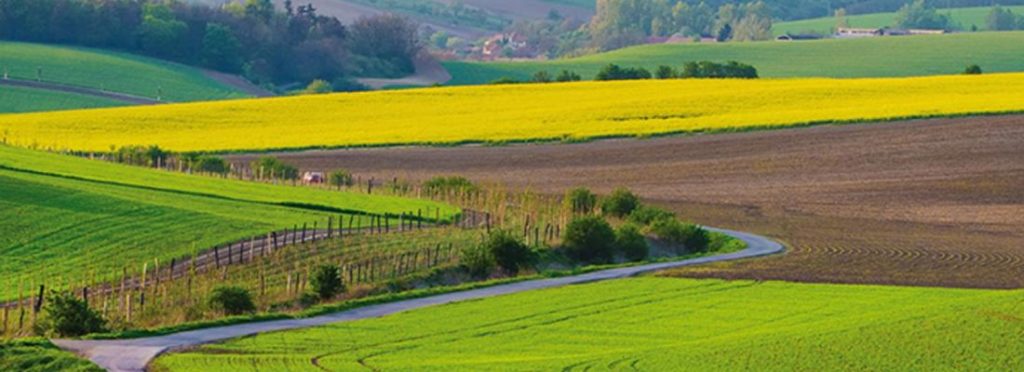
0 0 422 89
492 61 758 85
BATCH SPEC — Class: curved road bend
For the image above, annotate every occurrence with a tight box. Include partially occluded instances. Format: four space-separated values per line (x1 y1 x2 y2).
53 227 783 372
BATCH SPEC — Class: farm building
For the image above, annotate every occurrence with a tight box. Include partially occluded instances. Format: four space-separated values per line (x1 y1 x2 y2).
836 27 946 38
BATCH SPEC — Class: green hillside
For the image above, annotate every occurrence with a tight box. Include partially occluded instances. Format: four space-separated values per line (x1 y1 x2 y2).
0 42 249 103
444 31 1024 84
0 85 123 113
774 6 1024 36
0 145 456 301
154 277 1024 371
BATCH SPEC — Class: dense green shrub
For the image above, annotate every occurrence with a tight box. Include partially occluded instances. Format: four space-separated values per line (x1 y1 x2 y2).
627 205 675 226
616 224 649 262
483 230 535 275
310 265 345 301
208 286 256 316
36 291 106 337
651 217 710 253
655 65 678 79
251 156 299 180
563 216 617 264
423 176 479 195
461 242 496 278
532 71 553 83
964 64 983 75
595 64 652 81
192 155 228 174
566 187 597 214
680 61 758 79
556 70 582 82
601 188 640 218
490 77 520 85
328 170 354 188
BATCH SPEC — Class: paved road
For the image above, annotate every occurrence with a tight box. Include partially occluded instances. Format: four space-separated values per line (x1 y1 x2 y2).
53 227 783 372
1 78 160 105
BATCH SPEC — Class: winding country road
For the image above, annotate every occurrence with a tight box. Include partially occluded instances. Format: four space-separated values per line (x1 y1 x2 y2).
53 227 783 372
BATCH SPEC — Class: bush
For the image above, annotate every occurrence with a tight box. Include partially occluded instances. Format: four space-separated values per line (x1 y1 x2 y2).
310 264 345 301
192 155 228 174
328 169 354 188
651 217 710 253
461 242 496 278
423 176 479 195
301 79 334 94
595 64 652 81
655 65 678 79
556 69 582 82
601 188 640 218
482 230 534 275
616 224 649 262
208 286 256 315
36 291 106 337
565 187 597 215
680 61 758 79
251 156 299 180
490 76 520 84
532 70 553 83
331 78 371 92
562 216 617 264
627 205 675 226
964 64 982 75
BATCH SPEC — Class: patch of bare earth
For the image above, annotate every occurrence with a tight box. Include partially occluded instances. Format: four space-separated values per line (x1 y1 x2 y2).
227 116 1024 289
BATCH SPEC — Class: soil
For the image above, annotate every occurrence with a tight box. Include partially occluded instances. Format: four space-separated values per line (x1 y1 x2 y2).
226 116 1024 289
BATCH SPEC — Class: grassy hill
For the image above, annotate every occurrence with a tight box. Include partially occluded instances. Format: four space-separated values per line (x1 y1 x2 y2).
443 31 1024 84
774 6 1024 36
153 277 1024 370
2 72 1024 152
0 145 456 301
0 42 250 104
0 85 123 113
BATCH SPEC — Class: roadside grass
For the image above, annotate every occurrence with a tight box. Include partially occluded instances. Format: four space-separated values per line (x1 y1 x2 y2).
5 72 1024 152
773 6 1024 36
0 85 125 113
0 145 456 302
0 338 102 372
153 277 1024 371
0 41 249 103
443 31 1024 84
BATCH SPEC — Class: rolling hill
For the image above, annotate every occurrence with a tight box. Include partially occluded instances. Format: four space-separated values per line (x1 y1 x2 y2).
774 6 1024 36
0 85 123 113
2 72 1024 153
0 42 252 112
0 144 456 301
442 31 1024 84
153 277 1024 370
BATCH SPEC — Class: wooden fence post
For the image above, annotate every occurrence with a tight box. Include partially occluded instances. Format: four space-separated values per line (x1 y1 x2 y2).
33 285 44 314
327 217 334 238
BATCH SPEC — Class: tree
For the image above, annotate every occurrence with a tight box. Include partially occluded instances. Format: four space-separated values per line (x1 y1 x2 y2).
309 264 344 300
137 3 187 60
482 230 534 275
252 156 299 180
348 14 422 76
328 169 354 189
895 0 951 30
194 155 229 174
986 6 1018 31
964 64 982 75
655 65 677 79
201 23 242 73
461 242 495 278
601 187 640 218
627 205 675 226
616 223 649 262
37 291 106 337
835 8 849 29
244 0 274 22
556 70 582 82
562 216 616 264
651 217 709 253
208 286 256 315
566 187 597 214
595 64 651 81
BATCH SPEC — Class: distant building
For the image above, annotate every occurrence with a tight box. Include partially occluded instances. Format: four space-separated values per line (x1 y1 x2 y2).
481 33 529 60
302 171 325 184
836 27 946 38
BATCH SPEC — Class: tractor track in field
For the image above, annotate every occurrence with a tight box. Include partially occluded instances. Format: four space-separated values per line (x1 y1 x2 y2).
0 78 161 105
53 227 783 372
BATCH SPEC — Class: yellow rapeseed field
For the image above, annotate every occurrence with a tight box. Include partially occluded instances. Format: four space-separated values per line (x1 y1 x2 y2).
2 73 1024 152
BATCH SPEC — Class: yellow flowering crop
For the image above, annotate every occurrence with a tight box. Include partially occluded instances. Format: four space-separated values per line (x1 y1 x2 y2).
2 73 1023 152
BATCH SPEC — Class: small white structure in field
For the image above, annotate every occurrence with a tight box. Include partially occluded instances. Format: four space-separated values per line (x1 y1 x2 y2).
302 171 325 184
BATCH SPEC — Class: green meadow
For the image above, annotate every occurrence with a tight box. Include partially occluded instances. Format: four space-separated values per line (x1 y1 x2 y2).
774 6 1024 36
0 85 124 113
0 145 456 301
443 31 1024 84
0 42 248 103
154 277 1024 371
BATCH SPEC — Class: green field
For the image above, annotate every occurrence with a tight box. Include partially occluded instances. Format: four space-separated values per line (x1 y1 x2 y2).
443 31 1024 84
0 42 249 103
153 277 1024 371
0 145 456 301
0 85 124 113
0 339 101 372
774 6 1024 36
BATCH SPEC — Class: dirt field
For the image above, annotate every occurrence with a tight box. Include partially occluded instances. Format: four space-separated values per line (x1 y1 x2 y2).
228 116 1024 288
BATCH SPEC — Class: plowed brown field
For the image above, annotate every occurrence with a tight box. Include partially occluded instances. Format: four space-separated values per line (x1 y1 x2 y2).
228 116 1024 288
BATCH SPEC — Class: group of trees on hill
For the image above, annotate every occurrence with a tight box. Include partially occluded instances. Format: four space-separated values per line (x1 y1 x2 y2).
0 0 422 88
588 0 774 50
986 5 1024 30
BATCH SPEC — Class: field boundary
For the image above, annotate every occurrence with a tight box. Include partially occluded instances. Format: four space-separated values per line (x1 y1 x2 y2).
52 227 783 372
0 77 160 105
